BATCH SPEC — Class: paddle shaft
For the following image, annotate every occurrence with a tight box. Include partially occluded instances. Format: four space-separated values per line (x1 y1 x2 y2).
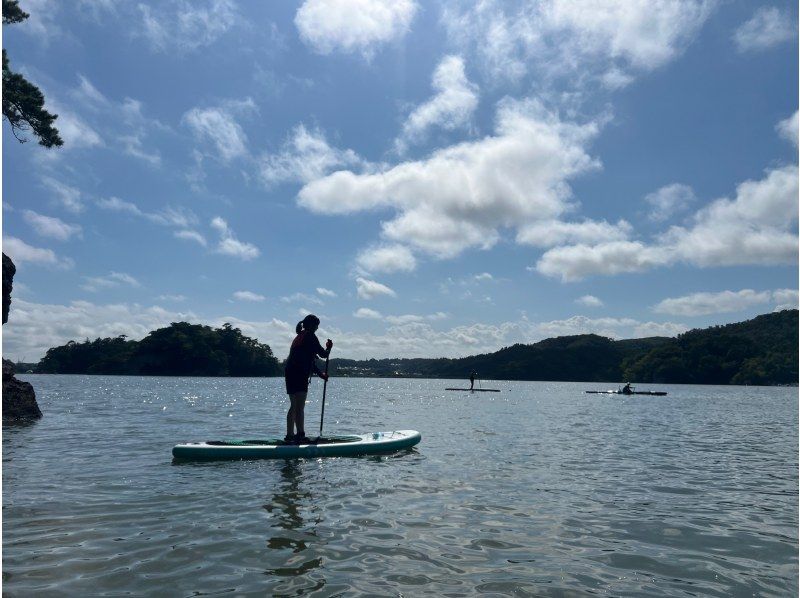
319 351 331 437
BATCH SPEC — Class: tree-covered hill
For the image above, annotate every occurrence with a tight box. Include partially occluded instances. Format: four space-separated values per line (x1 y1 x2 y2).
35 322 282 377
330 310 797 386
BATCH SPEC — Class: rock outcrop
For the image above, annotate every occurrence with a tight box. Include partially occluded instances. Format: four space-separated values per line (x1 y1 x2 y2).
3 252 42 421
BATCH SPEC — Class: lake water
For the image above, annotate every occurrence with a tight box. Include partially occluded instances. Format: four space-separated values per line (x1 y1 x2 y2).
3 375 797 596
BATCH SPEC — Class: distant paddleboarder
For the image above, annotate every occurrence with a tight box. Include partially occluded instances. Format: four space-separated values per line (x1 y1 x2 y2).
284 314 332 444
470 371 477 391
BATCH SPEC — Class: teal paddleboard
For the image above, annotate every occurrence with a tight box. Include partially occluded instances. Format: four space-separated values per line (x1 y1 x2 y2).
172 430 421 461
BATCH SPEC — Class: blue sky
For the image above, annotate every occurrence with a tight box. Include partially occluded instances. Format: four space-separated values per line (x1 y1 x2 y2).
2 0 798 361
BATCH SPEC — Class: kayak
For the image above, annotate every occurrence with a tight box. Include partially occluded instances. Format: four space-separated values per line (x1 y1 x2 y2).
172 429 421 461
585 390 668 396
445 388 501 392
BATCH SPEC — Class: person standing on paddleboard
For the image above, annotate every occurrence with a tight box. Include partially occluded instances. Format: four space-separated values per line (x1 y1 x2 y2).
284 314 332 444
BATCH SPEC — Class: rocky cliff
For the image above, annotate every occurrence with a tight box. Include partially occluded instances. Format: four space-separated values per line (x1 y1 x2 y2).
3 252 42 421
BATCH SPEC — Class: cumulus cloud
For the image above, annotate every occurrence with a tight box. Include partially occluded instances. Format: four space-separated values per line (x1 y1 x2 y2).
653 288 798 316
396 55 478 152
776 111 798 146
317 287 337 297
354 307 382 319
733 7 796 53
773 289 799 311
210 217 260 260
536 240 669 281
81 271 140 292
233 290 265 302
299 99 600 259
183 105 249 163
22 210 81 241
138 0 240 53
2 296 689 362
356 277 396 299
3 236 74 269
41 177 84 213
295 0 417 58
517 219 631 247
576 294 603 307
443 0 715 86
536 165 799 280
157 294 186 302
258 124 364 186
356 244 417 273
644 183 696 222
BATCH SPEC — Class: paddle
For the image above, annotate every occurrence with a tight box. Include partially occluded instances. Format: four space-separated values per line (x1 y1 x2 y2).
318 348 331 438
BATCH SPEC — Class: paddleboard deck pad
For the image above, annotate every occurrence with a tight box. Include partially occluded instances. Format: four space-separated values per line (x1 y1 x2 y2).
172 430 421 461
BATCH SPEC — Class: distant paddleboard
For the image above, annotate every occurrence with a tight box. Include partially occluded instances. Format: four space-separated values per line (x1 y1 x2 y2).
172 430 421 461
445 388 501 392
585 390 667 396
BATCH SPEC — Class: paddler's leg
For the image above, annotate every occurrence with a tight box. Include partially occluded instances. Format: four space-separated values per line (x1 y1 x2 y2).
286 395 296 439
293 391 308 438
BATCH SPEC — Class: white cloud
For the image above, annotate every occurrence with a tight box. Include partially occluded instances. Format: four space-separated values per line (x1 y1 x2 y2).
138 0 240 53
120 133 162 166
316 287 337 297
22 210 81 241
233 290 266 302
733 7 796 53
210 217 260 260
576 295 603 307
396 55 478 152
281 292 324 306
443 0 715 86
51 108 104 149
776 111 798 146
536 240 669 281
356 277 396 299
654 288 798 316
299 99 600 259
2 236 74 269
174 230 208 247
41 177 84 213
517 219 631 247
96 196 142 216
295 0 417 58
157 294 186 302
81 271 141 292
354 307 382 319
386 314 424 324
3 299 201 361
2 296 690 362
71 74 111 108
773 289 799 311
183 106 249 163
473 272 493 281
536 165 799 280
645 183 695 222
258 124 364 186
356 244 417 273
664 165 799 268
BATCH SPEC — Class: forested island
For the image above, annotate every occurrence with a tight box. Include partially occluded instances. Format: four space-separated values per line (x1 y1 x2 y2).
31 322 282 377
17 310 798 386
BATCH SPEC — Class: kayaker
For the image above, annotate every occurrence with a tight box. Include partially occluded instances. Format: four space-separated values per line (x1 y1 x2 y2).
622 382 633 395
470 371 477 391
284 314 332 444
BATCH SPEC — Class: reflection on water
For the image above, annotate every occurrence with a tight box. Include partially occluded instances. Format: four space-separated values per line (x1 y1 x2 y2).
2 375 798 596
